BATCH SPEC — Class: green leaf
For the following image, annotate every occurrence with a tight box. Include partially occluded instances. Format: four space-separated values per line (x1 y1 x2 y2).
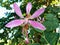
28 43 40 45
43 13 59 31
45 13 54 20
44 32 59 45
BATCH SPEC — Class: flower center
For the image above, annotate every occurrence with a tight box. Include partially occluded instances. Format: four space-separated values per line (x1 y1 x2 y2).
24 18 29 24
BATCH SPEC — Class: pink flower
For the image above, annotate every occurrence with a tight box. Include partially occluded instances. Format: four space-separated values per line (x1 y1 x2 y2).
5 2 46 30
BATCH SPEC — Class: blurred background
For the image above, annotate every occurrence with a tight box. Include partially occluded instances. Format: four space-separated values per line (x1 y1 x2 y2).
0 0 60 45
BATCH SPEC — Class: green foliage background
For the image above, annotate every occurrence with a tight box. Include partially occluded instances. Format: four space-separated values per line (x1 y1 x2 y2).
0 0 60 45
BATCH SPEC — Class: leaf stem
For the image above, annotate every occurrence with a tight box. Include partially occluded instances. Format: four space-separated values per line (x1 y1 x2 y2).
40 32 50 45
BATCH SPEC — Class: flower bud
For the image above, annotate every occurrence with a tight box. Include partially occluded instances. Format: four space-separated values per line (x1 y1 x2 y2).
24 37 29 44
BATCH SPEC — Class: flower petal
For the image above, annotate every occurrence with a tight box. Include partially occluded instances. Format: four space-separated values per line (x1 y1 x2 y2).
30 8 45 19
26 2 32 14
29 20 46 30
5 19 24 28
13 3 24 18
